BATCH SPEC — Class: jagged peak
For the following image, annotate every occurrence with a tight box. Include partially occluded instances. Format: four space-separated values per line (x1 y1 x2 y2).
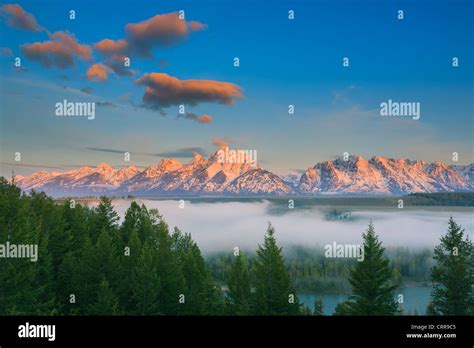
158 158 182 171
345 154 365 162
65 165 94 174
188 152 206 166
117 165 138 173
432 160 448 167
143 164 157 171
96 162 114 171
193 152 203 160
13 154 473 196
427 161 450 172
214 147 257 166
335 155 368 167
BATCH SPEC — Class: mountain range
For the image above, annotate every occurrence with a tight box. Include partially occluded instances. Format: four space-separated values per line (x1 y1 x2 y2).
13 148 474 197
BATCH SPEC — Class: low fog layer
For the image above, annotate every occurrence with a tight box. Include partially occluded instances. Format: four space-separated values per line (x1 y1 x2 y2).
100 199 473 253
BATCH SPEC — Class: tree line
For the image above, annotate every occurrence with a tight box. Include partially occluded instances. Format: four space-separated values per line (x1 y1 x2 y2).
0 178 472 315
207 246 433 295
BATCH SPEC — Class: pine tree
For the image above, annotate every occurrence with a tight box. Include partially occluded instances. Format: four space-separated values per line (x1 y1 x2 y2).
426 301 437 315
300 305 313 315
88 279 120 315
47 205 73 275
121 202 154 244
32 228 57 314
116 229 141 313
431 217 473 315
313 296 324 315
172 228 224 315
57 252 80 314
252 223 299 315
115 201 144 313
0 194 37 314
131 241 161 315
59 236 96 314
345 222 398 315
91 228 121 294
154 218 185 315
62 200 89 255
333 301 351 315
91 197 119 242
227 253 251 315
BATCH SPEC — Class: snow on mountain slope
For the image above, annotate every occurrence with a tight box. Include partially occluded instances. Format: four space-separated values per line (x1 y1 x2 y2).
16 163 138 195
224 168 294 195
298 156 473 195
280 171 303 188
13 154 474 197
181 149 255 193
119 159 182 192
453 163 474 183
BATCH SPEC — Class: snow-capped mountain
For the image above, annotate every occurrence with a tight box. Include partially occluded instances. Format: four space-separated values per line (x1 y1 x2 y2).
119 150 258 195
453 163 474 183
280 171 303 188
298 155 473 195
15 163 139 196
225 169 293 195
118 158 184 193
13 153 474 197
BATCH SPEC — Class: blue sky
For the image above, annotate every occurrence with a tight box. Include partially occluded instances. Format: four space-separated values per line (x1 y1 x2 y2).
0 0 473 177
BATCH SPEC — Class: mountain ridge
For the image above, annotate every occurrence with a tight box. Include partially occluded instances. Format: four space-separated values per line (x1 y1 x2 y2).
13 150 474 197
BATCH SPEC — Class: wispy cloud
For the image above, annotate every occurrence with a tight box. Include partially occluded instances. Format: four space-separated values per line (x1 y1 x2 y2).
1 162 64 169
80 87 93 94
84 147 126 154
179 112 213 124
96 101 117 108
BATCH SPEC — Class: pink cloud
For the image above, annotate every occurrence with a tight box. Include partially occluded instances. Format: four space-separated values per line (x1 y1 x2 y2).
21 31 91 68
86 63 111 81
197 114 213 123
182 112 213 124
212 137 229 149
188 21 207 31
135 73 243 109
94 38 128 57
1 3 41 31
95 12 207 59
